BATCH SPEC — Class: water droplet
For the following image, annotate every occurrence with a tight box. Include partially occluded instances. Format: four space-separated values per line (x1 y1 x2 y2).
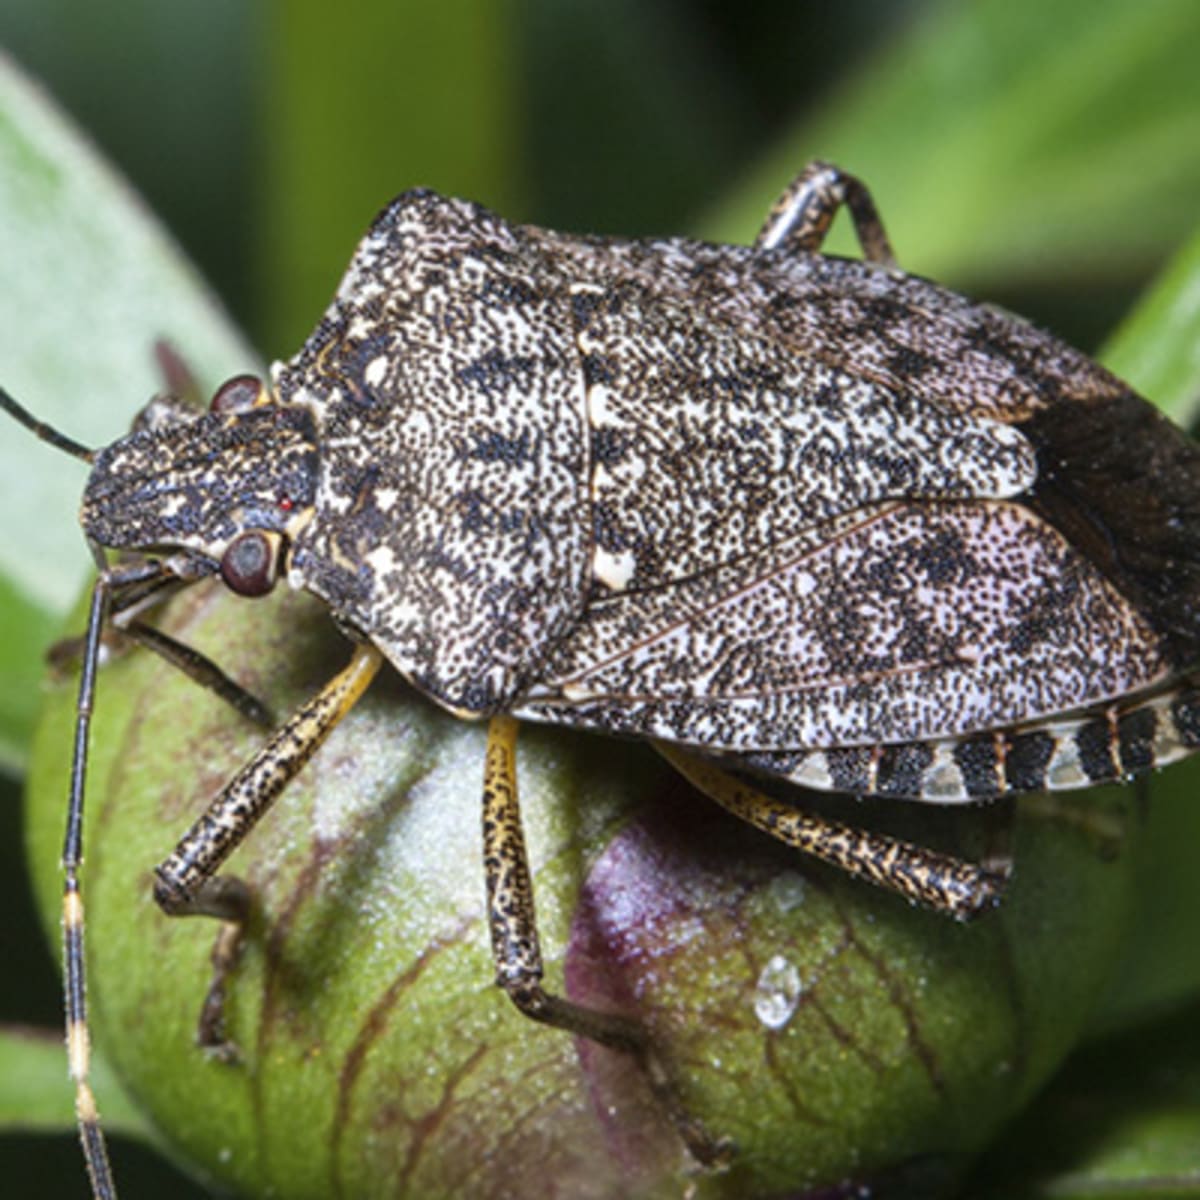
754 953 803 1029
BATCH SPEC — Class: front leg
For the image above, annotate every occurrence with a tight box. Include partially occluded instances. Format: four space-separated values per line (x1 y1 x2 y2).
755 160 896 265
153 642 383 1055
482 715 732 1167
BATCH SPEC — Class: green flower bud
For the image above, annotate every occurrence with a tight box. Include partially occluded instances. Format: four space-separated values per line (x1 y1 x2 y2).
27 583 1138 1198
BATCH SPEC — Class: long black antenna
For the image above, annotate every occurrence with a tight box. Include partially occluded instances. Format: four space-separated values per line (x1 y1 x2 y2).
0 384 94 462
62 575 117 1200
2 381 108 1191
62 555 171 1200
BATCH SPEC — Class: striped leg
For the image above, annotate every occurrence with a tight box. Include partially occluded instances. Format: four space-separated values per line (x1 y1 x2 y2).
153 642 383 1055
482 715 732 1166
657 744 1007 921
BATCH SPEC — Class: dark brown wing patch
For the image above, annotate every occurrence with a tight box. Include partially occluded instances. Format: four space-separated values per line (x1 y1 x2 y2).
1022 389 1200 665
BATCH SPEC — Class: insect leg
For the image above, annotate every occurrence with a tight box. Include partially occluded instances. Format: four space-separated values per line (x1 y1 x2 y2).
754 160 896 265
657 745 1007 921
153 641 382 1054
49 573 273 727
483 715 732 1166
123 620 274 728
47 570 178 675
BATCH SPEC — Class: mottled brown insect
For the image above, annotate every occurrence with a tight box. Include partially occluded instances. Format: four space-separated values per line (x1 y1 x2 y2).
5 161 1200 1197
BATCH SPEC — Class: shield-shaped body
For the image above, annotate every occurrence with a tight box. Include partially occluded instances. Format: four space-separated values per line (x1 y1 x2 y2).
259 189 1200 801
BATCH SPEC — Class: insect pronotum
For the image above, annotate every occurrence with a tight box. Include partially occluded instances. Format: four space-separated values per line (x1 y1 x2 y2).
5 161 1200 1197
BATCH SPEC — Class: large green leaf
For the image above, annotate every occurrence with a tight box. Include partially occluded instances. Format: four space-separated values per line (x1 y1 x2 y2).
705 0 1200 292
0 52 257 771
970 1000 1200 1198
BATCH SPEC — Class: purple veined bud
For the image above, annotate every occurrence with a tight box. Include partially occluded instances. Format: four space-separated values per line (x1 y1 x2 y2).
25 581 1142 1198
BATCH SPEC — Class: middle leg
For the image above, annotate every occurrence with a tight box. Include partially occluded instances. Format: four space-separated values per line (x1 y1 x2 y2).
482 715 732 1166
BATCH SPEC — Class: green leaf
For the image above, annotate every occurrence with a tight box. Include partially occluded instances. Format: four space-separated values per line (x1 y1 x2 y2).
0 1024 147 1139
1101 222 1200 424
969 1001 1200 1198
0 52 257 770
703 0 1200 291
0 577 57 771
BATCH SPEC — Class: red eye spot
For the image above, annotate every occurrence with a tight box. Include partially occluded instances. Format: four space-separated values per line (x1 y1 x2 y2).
278 495 294 512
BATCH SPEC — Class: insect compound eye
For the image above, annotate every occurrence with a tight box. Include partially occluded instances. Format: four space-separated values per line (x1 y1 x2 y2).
210 374 267 415
220 530 281 596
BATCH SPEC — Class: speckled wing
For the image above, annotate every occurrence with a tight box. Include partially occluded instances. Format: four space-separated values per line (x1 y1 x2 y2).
566 277 1038 596
525 226 1126 423
514 498 1173 751
516 230 1200 796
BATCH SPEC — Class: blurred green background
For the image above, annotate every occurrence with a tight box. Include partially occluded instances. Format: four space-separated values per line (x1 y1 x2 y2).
1 0 1199 1195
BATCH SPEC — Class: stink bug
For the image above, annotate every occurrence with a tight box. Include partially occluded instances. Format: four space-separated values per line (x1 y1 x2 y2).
6 161 1200 1197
